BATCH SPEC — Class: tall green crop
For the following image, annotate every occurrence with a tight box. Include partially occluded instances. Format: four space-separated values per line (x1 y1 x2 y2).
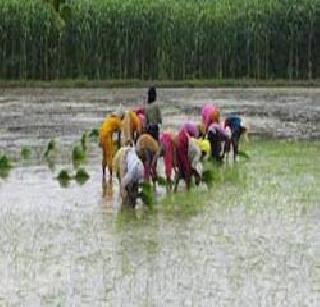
1 0 320 80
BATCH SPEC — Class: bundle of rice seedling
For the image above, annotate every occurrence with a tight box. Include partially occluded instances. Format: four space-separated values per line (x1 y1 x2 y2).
138 182 153 206
56 169 71 181
44 140 56 157
202 169 214 183
21 147 31 159
74 168 90 184
72 146 85 161
80 133 87 150
0 155 11 169
89 129 99 138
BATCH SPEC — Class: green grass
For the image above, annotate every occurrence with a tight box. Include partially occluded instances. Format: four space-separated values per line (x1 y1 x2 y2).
158 138 320 219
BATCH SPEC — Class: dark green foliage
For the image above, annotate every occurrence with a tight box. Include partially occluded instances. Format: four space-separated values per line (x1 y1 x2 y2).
1 0 320 80
0 155 12 178
44 140 56 157
138 182 153 206
89 129 99 137
202 170 214 184
74 168 90 185
57 169 71 180
0 155 11 169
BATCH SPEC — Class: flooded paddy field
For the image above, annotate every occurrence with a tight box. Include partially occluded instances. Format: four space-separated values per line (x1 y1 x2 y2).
0 88 319 306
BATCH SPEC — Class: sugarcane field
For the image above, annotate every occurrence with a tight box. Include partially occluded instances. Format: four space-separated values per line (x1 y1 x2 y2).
0 1 320 306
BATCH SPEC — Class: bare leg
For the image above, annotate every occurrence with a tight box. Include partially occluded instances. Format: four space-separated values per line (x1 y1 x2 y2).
108 167 112 183
174 172 180 193
102 166 105 179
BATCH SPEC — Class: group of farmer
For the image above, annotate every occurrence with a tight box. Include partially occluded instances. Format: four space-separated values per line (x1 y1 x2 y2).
99 86 248 207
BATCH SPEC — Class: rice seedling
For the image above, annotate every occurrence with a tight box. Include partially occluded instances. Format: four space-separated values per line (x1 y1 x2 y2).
89 129 99 138
72 145 85 161
80 132 87 150
56 169 71 181
74 168 90 185
44 140 56 158
138 182 153 206
21 147 31 159
0 155 11 169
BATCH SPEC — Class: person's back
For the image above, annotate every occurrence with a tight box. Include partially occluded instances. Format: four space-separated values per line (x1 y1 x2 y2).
144 86 162 141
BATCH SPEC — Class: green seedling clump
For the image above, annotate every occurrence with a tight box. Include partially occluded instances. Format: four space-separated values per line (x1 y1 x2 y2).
72 146 85 161
21 147 31 159
57 169 71 181
0 155 11 169
202 170 214 184
44 139 56 157
74 168 90 185
138 182 153 206
80 133 87 150
89 129 99 138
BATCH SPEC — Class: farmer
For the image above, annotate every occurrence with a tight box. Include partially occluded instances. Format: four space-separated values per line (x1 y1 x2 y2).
134 107 145 132
99 112 123 180
135 133 159 183
121 110 143 146
179 121 209 159
188 137 202 186
207 123 230 162
174 129 192 191
224 115 248 161
144 86 162 141
179 121 202 138
201 104 220 133
114 146 144 208
155 131 176 190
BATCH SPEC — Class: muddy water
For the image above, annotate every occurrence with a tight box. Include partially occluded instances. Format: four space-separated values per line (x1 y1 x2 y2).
0 88 319 306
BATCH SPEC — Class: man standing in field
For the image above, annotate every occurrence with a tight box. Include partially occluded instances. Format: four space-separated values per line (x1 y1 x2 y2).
144 86 162 141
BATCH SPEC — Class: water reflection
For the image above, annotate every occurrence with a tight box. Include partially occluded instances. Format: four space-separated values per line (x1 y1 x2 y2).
102 179 113 201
